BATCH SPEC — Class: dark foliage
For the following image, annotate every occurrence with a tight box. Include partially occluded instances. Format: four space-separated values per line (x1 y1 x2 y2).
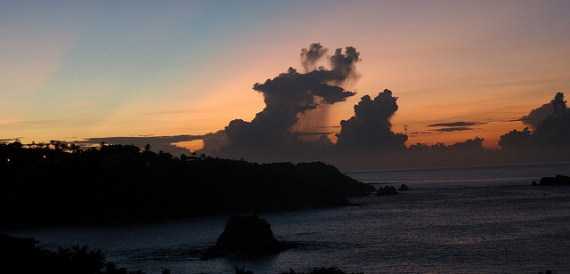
2 232 366 274
0 142 374 227
0 233 145 274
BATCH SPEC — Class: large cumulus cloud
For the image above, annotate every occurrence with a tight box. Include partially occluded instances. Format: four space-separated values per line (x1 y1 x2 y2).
209 43 360 159
335 89 408 152
533 92 570 146
499 92 570 149
520 93 560 129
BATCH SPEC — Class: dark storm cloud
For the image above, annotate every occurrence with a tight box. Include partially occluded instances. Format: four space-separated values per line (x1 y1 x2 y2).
532 92 570 146
300 43 328 72
409 131 434 136
316 125 341 129
335 89 408 151
427 121 484 127
78 134 204 155
499 92 570 149
430 127 475 132
519 93 564 129
201 130 227 153
448 137 485 150
498 128 532 150
297 131 335 136
199 45 570 169
208 44 360 159
82 135 203 144
329 47 360 83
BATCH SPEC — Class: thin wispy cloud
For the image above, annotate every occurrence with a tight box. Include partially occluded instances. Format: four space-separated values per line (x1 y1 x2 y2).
427 121 484 127
77 135 206 155
0 119 100 129
430 127 476 132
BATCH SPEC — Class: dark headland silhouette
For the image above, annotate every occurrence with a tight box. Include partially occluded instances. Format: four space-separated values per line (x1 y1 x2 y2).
0 141 373 228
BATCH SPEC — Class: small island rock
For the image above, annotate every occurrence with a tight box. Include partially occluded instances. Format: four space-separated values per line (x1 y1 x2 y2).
376 185 399 196
537 174 570 186
201 215 296 259
398 184 411 191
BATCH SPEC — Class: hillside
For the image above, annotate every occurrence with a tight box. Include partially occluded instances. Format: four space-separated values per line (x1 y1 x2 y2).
0 142 373 227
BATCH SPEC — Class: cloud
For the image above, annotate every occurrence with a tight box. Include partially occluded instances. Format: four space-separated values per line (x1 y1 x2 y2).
448 137 484 150
533 92 570 147
197 44 569 169
207 43 360 160
78 134 204 155
201 130 227 154
430 127 476 132
427 121 484 127
316 125 341 129
300 42 328 72
499 92 570 149
296 131 335 136
0 138 21 143
0 118 100 129
425 121 484 133
498 128 532 150
335 89 408 152
519 92 567 129
408 131 434 136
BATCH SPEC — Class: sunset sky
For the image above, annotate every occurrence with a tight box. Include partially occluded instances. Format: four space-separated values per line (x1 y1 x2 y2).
2 0 569 151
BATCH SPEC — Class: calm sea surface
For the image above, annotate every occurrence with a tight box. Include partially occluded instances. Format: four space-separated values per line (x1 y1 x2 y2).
7 163 570 274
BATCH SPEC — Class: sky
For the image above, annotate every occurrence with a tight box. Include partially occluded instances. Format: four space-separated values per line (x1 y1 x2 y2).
2 0 570 153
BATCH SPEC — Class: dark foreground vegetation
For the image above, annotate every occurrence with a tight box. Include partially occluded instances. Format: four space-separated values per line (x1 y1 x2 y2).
0 141 373 227
0 233 147 274
2 233 362 274
3 230 556 274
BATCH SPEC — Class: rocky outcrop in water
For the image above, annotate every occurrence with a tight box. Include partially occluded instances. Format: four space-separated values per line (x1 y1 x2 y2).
397 184 411 191
201 215 296 260
534 174 570 186
376 185 399 196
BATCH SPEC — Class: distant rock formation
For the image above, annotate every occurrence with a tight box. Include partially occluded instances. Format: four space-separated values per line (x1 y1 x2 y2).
534 174 570 186
376 185 399 196
397 184 410 191
201 215 296 259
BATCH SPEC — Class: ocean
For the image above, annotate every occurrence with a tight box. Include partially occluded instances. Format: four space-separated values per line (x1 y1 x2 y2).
7 162 570 274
